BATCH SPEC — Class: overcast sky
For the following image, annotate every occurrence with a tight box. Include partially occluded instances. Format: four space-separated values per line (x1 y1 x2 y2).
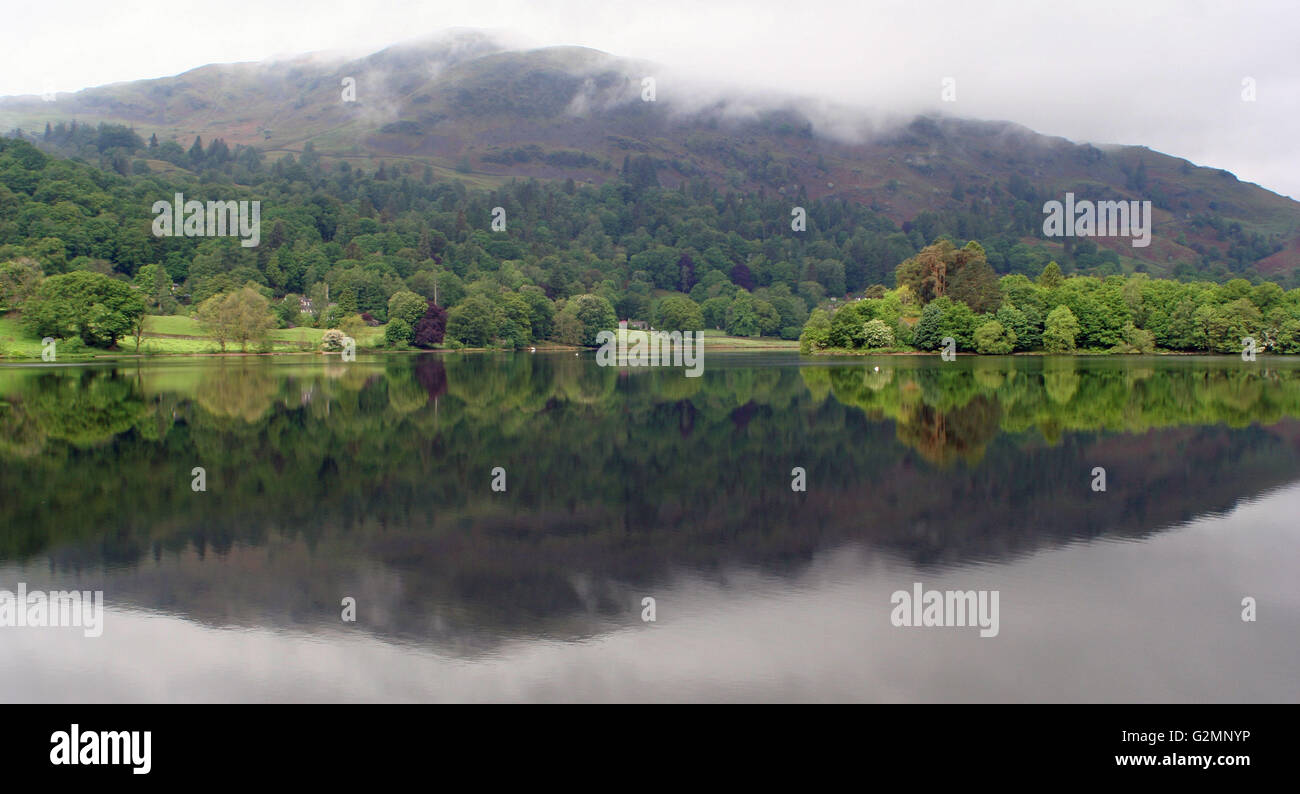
3 0 1296 197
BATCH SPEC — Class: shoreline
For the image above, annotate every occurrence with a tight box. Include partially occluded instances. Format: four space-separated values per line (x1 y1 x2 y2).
0 347 1274 362
805 348 1240 357
0 341 804 362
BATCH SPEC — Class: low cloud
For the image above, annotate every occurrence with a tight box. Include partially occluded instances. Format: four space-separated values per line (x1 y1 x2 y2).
1 0 1295 196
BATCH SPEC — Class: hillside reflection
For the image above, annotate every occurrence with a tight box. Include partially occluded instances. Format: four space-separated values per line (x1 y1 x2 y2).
2 353 1299 649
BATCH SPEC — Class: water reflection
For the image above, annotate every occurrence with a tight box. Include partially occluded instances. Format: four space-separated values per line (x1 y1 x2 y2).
0 353 1297 700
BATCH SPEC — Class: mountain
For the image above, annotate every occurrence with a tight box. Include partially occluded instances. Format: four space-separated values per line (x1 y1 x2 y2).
3 30 1298 280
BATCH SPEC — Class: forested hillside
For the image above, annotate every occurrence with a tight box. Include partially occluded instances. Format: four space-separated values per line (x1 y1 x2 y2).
3 131 1300 357
4 36 1299 284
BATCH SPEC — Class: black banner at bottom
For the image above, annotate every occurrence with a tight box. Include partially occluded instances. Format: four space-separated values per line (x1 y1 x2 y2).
6 704 1287 783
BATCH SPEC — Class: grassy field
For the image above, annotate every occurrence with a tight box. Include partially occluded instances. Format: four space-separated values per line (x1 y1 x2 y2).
2 313 793 359
142 315 384 349
134 336 225 354
0 313 388 359
270 323 384 346
698 329 799 349
142 315 203 335
268 325 323 344
608 328 797 350
0 316 48 358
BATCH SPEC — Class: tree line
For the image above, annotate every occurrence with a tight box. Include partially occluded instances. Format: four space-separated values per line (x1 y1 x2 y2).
799 240 1300 355
0 131 1297 355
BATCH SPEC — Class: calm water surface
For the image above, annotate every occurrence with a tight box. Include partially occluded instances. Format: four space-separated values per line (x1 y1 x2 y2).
0 352 1296 702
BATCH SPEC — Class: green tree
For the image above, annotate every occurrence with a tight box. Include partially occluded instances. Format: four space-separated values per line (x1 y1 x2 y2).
385 317 412 347
974 319 1016 354
1203 298 1263 353
799 308 832 354
654 295 704 331
196 287 277 352
829 302 871 348
769 294 809 338
995 303 1040 351
912 296 977 350
912 300 946 351
1162 297 1202 350
274 293 301 327
446 295 503 347
0 257 43 310
1037 261 1064 289
700 296 731 330
558 294 617 347
1114 321 1156 353
306 282 331 324
946 242 1001 314
387 290 427 328
726 292 763 337
339 313 368 340
23 271 144 348
520 288 555 340
753 298 781 336
130 311 147 353
1054 276 1127 348
500 293 534 348
1274 318 1300 353
553 313 584 346
1043 305 1080 352
132 263 175 313
195 294 233 352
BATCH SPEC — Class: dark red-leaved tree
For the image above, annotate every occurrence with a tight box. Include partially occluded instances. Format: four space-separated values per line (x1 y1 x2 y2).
677 252 697 293
412 301 447 348
729 263 755 292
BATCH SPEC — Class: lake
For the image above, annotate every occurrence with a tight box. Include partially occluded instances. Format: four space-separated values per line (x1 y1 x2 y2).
0 352 1297 702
